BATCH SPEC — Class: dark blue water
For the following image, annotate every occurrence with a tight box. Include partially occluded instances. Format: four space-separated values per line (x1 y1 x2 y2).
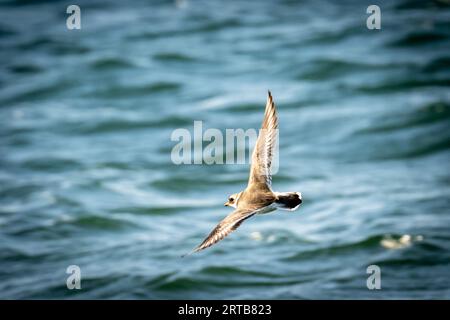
1 0 450 299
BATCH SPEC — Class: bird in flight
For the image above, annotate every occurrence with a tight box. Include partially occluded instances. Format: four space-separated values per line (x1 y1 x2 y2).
186 91 302 255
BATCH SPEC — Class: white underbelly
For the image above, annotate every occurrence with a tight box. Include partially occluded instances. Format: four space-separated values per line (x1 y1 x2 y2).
255 203 278 215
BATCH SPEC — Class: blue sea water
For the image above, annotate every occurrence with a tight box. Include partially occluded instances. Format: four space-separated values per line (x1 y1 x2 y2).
0 0 449 299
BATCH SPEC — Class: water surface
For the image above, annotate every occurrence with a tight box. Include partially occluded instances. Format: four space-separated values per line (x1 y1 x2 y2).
0 0 449 299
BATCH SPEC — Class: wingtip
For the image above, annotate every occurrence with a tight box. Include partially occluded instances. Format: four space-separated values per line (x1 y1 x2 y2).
267 90 272 98
181 246 201 258
181 251 192 258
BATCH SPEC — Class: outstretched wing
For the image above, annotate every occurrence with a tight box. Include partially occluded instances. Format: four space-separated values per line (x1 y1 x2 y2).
248 91 279 189
186 208 257 255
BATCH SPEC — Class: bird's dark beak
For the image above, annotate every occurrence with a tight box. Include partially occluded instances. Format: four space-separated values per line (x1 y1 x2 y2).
224 201 230 207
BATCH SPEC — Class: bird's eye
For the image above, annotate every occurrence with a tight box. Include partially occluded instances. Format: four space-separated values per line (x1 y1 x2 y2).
229 197 234 202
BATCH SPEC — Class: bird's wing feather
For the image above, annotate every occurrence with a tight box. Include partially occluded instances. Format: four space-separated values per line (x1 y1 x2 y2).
186 208 258 255
248 91 278 189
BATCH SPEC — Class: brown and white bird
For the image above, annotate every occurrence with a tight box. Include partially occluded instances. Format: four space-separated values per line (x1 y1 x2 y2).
186 91 302 255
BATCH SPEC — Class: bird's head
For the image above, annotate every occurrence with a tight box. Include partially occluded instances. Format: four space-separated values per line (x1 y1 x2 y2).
224 193 239 208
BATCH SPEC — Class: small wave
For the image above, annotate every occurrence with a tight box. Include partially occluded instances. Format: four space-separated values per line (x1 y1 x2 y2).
143 272 177 288
92 81 181 98
17 36 53 50
0 183 41 200
1 80 73 105
383 135 450 160
394 0 438 10
127 18 242 40
300 25 361 46
350 100 450 165
90 57 135 70
151 176 219 192
69 215 135 230
111 205 186 216
0 25 16 38
248 229 312 245
351 77 450 94
6 213 136 237
153 52 197 62
371 236 450 267
282 235 383 261
344 132 450 162
21 157 82 172
2 0 68 7
227 103 263 113
8 63 43 74
357 102 450 134
17 36 90 55
76 116 191 134
380 234 423 250
200 266 282 278
296 59 395 81
0 247 52 263
388 31 448 47
154 275 300 291
422 56 450 73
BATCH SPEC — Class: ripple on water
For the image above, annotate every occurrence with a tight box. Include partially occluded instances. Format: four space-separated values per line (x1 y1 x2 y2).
73 116 192 135
89 57 135 70
0 0 449 299
357 101 450 135
388 31 449 48
153 52 198 62
281 235 385 262
91 82 182 99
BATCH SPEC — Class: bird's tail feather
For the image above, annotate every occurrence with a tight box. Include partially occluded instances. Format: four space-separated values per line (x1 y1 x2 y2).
275 192 302 211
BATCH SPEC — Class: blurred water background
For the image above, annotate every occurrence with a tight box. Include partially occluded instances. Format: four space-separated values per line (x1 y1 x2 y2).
0 0 449 299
